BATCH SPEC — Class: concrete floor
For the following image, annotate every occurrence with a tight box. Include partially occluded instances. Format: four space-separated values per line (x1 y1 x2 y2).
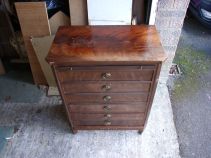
169 15 211 158
0 63 180 157
0 63 44 103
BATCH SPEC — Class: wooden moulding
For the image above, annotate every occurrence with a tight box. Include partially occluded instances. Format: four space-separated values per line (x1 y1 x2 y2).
15 2 51 85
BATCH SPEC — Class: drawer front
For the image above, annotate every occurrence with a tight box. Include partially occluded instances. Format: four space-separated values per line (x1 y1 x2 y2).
62 81 151 94
65 93 148 103
68 102 147 113
56 66 155 82
72 113 144 126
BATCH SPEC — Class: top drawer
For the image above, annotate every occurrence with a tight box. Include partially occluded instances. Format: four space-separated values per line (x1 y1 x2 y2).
56 65 155 82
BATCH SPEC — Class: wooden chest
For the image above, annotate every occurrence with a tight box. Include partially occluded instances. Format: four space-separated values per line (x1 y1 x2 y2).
46 25 167 134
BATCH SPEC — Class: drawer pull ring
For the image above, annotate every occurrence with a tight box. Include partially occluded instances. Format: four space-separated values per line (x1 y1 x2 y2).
102 85 111 91
103 106 111 111
102 72 112 79
103 95 111 102
104 114 112 118
104 120 111 126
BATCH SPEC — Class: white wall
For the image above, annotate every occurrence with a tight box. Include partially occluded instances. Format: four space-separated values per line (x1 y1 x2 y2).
149 0 158 25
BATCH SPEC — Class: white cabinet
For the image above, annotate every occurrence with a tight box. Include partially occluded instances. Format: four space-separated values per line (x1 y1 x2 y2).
87 0 132 25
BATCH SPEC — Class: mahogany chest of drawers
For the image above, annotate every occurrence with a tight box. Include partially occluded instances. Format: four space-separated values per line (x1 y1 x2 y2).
46 25 167 134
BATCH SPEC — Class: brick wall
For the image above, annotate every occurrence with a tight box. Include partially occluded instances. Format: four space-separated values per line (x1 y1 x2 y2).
155 0 190 83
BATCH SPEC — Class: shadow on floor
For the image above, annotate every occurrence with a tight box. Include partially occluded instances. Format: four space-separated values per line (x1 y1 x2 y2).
0 61 44 103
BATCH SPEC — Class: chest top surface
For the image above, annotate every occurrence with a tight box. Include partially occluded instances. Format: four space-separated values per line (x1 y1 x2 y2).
46 25 167 65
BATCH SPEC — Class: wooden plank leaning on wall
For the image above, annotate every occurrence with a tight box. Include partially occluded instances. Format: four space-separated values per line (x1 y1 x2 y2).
49 11 70 34
69 0 88 25
15 2 51 85
31 36 56 87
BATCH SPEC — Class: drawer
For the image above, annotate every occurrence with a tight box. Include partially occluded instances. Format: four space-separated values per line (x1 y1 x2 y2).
68 102 147 113
65 93 148 103
62 81 151 94
56 66 155 82
72 113 145 126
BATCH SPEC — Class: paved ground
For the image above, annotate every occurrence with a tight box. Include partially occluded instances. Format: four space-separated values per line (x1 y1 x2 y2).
168 15 211 158
0 82 180 158
0 60 180 157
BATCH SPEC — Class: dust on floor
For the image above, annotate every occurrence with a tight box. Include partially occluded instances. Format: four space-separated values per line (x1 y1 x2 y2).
0 83 180 158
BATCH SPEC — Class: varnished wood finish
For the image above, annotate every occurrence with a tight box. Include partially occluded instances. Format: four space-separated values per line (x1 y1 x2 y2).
62 81 151 93
68 102 147 113
72 113 144 126
64 93 149 103
57 68 154 82
56 65 155 82
143 63 162 129
46 25 167 134
76 126 144 130
46 25 166 65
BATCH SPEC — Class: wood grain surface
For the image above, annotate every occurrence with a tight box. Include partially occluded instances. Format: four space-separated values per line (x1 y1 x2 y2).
31 36 56 87
47 26 166 133
57 69 154 82
46 25 167 64
68 102 147 113
72 113 145 126
15 2 50 84
64 92 149 103
62 81 151 93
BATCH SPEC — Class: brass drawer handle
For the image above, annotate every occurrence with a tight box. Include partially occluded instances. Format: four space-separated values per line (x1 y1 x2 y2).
103 95 111 102
103 105 111 111
104 120 111 126
104 114 112 118
102 85 111 91
102 72 112 79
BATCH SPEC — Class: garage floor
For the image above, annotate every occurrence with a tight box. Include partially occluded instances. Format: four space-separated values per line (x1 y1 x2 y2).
0 63 180 158
0 63 44 103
